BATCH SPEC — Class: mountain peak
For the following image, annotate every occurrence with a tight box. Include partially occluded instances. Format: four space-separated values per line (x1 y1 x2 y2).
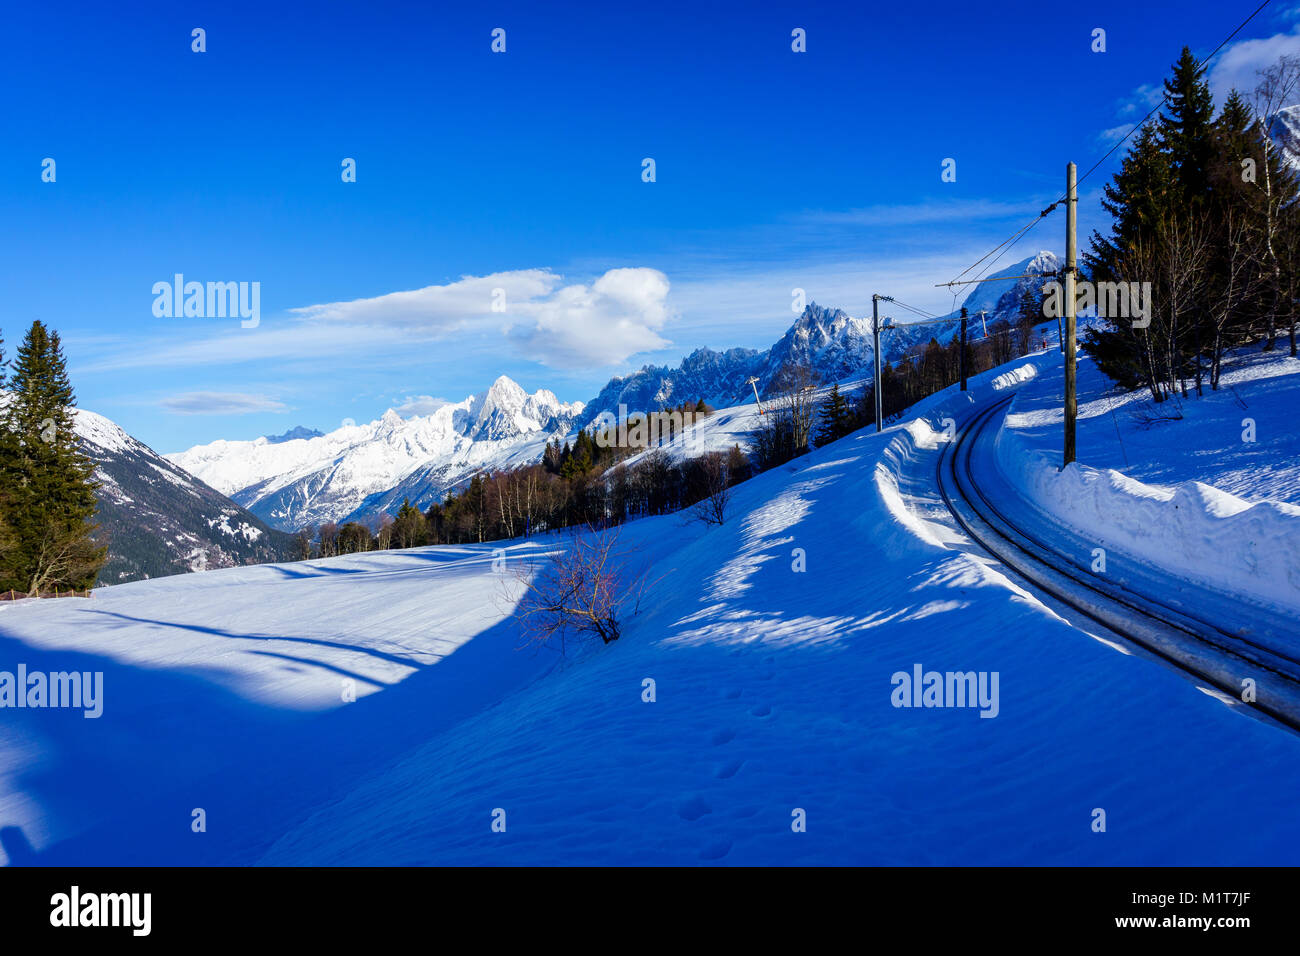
485 374 527 403
956 251 1061 318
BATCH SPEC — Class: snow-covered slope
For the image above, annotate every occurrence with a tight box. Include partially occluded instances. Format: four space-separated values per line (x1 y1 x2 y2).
994 346 1300 618
168 376 583 530
7 353 1300 866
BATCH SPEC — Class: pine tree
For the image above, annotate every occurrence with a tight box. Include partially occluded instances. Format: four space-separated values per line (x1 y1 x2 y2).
1159 47 1216 208
0 321 106 593
0 329 12 571
562 431 594 478
813 384 853 446
1086 123 1175 282
1082 121 1178 397
392 497 427 549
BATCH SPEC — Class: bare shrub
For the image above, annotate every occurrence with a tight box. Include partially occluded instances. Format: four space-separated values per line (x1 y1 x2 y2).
753 365 819 469
1128 396 1184 429
511 525 655 654
689 451 732 526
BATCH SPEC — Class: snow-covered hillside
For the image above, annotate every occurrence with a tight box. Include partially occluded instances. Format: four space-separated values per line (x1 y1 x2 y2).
994 347 1300 620
168 376 583 531
5 348 1300 866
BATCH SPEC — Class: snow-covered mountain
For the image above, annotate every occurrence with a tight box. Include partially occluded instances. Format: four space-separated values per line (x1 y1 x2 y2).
582 251 1061 425
1272 105 1300 171
949 250 1060 320
170 253 1058 532
73 408 296 583
168 376 584 531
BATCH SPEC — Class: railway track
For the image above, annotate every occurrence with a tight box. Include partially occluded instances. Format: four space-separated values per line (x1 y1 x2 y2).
936 393 1300 732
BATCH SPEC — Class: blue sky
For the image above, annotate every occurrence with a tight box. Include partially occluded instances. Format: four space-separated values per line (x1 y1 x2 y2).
3 0 1299 451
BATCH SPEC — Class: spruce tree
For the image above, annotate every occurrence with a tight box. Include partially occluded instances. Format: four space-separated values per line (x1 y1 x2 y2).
1082 122 1178 396
1159 47 1216 208
813 384 853 446
0 321 106 593
0 329 12 572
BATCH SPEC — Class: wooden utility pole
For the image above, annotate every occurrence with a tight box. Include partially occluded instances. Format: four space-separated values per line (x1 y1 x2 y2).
872 294 892 432
1064 161 1078 467
959 307 968 391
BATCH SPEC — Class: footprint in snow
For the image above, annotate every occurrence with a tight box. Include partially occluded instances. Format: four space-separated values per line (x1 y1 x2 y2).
699 840 732 860
676 794 712 821
715 759 744 779
711 728 736 746
750 704 772 718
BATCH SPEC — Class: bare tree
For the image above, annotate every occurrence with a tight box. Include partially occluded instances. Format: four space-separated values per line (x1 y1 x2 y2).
510 525 655 653
1121 214 1210 401
376 513 394 550
1206 210 1262 389
690 451 732 526
318 521 339 557
754 365 819 468
295 524 316 561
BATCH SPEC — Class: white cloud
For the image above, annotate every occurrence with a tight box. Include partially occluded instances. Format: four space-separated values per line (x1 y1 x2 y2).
1099 27 1300 152
289 269 560 329
1098 123 1137 146
296 266 673 367
1208 25 1300 104
1116 83 1165 118
161 391 287 415
508 267 673 367
392 394 450 417
85 267 676 372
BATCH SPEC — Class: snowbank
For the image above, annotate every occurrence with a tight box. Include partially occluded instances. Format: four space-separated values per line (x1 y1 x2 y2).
996 404 1300 617
873 357 1049 546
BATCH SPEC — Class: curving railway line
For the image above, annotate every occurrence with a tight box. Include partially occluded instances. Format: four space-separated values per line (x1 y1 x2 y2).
937 394 1300 732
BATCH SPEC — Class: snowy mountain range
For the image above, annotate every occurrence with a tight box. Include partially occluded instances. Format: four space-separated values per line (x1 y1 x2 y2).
581 251 1061 425
73 408 295 583
167 252 1060 532
168 377 583 531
